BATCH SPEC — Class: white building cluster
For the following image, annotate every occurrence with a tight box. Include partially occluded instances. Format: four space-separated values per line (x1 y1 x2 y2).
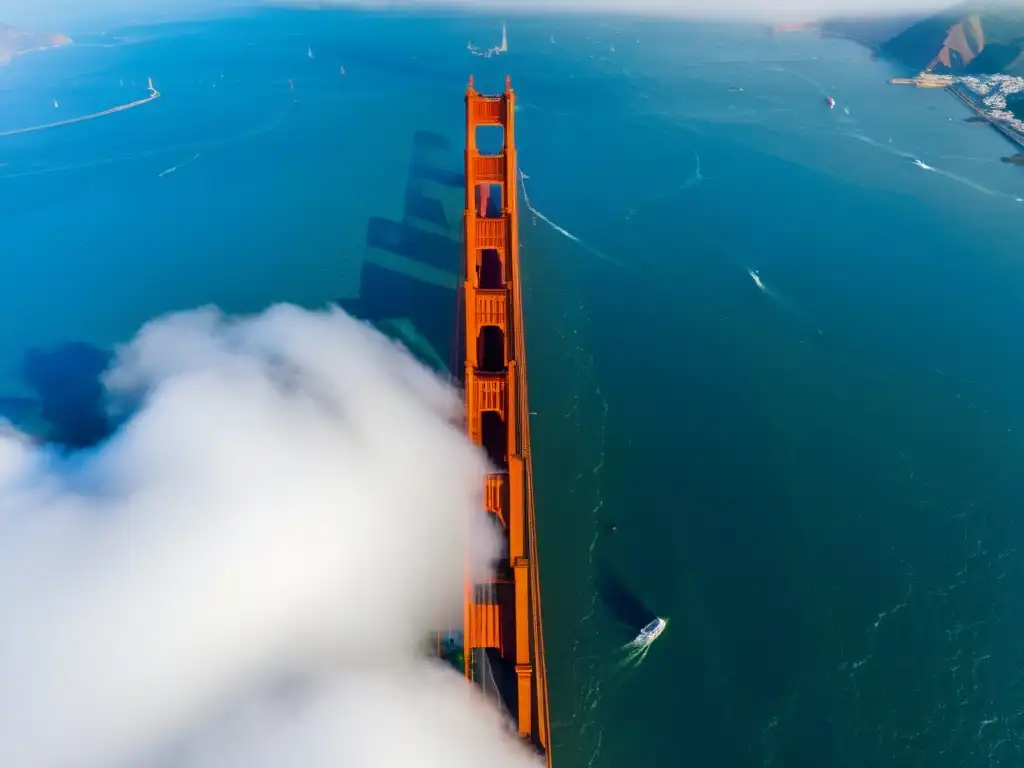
957 74 1024 134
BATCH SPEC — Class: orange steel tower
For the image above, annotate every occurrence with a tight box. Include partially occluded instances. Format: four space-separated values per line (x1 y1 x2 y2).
460 74 551 762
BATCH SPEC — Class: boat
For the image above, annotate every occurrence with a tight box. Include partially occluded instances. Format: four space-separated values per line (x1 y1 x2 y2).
826 96 836 109
638 617 667 643
53 99 58 108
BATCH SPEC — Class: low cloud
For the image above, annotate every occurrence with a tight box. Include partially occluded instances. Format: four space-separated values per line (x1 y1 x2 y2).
274 0 954 22
0 304 539 768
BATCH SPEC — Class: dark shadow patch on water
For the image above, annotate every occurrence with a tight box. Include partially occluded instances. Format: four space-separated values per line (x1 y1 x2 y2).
364 216 458 271
413 129 451 152
596 562 659 636
17 342 114 450
404 178 449 229
338 262 454 370
342 126 462 375
411 130 463 188
412 162 463 188
0 395 38 423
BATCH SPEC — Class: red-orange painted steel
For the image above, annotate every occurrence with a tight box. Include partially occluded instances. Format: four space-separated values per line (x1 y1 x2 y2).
461 75 551 762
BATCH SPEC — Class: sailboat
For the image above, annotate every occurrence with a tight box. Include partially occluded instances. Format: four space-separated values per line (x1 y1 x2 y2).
468 21 507 58
53 99 59 108
307 44 314 59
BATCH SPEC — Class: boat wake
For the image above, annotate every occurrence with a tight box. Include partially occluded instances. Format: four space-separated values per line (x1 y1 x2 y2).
0 110 288 182
769 65 831 99
518 169 627 269
745 267 817 329
625 149 703 220
845 132 1017 201
910 155 1016 197
615 617 668 669
158 152 200 178
749 268 766 292
0 78 160 139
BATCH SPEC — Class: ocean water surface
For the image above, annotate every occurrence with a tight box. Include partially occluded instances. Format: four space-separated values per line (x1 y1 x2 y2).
2 9 1024 768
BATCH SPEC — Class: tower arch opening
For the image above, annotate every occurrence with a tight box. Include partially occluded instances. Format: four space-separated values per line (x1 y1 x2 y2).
478 326 506 373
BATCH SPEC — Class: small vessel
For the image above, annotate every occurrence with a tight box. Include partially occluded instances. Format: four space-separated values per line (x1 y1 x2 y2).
307 44 314 59
339 65 345 75
826 96 836 109
638 618 667 643
749 269 765 291
53 99 58 108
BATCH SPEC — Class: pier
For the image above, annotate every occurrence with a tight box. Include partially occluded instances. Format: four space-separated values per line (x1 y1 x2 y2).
888 74 953 88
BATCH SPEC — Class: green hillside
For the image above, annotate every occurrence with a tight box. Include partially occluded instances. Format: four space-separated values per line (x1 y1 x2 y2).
878 4 1024 74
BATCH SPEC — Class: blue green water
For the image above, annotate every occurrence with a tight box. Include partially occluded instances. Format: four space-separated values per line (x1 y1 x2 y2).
3 10 1024 767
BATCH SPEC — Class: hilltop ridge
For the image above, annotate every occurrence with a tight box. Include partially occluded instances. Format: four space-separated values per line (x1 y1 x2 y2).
0 23 71 65
821 4 1024 75
881 6 1024 75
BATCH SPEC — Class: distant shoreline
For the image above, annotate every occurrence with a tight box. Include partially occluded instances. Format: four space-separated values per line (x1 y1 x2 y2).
0 29 72 66
829 30 1024 161
11 41 72 61
944 82 1024 154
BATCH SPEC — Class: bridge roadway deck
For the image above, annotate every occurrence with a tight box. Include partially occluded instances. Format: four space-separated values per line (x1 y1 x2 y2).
458 75 551 764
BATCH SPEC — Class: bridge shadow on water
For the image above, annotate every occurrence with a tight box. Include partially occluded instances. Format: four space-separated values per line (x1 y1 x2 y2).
0 132 464 452
0 342 114 451
596 562 659 638
340 128 464 375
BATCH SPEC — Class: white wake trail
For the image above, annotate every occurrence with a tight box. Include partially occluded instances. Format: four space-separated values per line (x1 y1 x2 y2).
846 133 1016 201
0 80 161 139
518 170 626 269
158 153 201 178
